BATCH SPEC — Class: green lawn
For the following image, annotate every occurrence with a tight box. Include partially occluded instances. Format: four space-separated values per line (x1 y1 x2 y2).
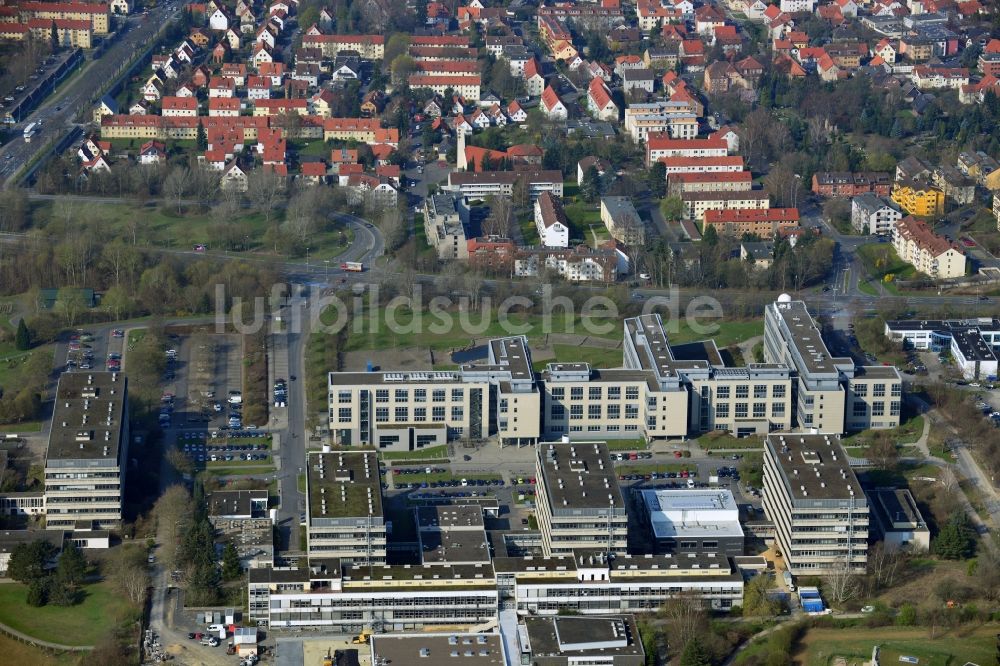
519 214 540 245
343 307 623 353
858 280 879 296
697 432 764 450
614 462 695 476
589 437 647 451
857 243 917 283
292 139 331 157
843 414 925 447
548 344 622 369
795 624 999 666
667 319 764 348
204 464 277 476
390 472 501 485
0 633 65 666
0 581 124 646
33 199 352 259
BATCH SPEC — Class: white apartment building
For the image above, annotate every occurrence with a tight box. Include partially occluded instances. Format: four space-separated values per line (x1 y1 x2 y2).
44 372 130 531
850 193 902 236
764 297 902 432
305 450 386 563
447 171 564 201
624 102 699 143
763 433 869 575
534 192 570 248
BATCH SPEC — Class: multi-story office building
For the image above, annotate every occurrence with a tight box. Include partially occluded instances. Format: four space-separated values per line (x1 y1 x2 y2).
304 450 386 563
762 433 868 575
620 315 793 437
764 297 901 432
44 372 129 531
510 552 744 613
328 336 541 450
534 442 628 556
424 193 469 260
248 561 499 631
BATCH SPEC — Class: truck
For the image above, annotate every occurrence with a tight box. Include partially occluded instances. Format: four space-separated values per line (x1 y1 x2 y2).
341 261 364 272
22 122 36 142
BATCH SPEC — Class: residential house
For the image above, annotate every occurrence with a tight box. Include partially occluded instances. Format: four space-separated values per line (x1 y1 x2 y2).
577 156 611 185
600 196 645 245
623 68 655 94
221 162 248 191
541 85 568 120
811 172 893 197
587 77 619 121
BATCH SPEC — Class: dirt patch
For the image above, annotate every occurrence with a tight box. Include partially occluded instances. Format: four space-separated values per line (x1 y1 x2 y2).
342 347 433 371
304 639 372 666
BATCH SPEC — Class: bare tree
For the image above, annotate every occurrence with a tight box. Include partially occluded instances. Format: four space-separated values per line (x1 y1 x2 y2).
824 560 860 605
246 170 285 225
657 593 707 648
867 541 904 595
483 195 514 238
737 108 772 169
153 485 193 571
163 166 192 214
111 545 150 606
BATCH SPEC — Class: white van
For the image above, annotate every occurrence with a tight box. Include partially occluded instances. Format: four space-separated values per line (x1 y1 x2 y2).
227 391 242 405
207 624 225 633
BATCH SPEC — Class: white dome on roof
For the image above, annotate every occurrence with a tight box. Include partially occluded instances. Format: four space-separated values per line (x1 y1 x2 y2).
777 293 792 303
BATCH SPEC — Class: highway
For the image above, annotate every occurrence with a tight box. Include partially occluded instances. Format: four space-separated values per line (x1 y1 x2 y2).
0 1 188 186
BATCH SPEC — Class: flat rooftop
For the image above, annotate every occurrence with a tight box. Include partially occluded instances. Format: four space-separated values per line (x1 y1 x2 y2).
871 488 926 530
640 489 744 540
328 370 461 385
208 489 268 518
416 505 485 530
307 450 383 521
340 562 495 583
371 633 505 665
537 442 624 513
524 615 643 659
769 300 852 376
885 317 1000 333
625 314 678 379
952 328 997 362
854 365 902 379
488 337 533 381
765 433 866 504
46 372 127 465
419 526 491 564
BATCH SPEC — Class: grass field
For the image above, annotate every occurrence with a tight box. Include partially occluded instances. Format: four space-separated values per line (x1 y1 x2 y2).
391 471 502 486
843 414 925 447
697 432 764 450
794 624 998 666
668 319 763 348
548 344 623 369
33 200 352 260
0 581 122 646
0 633 66 666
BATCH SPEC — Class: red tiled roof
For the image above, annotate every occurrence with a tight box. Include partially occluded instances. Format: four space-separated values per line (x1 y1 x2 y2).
704 208 799 223
588 77 613 108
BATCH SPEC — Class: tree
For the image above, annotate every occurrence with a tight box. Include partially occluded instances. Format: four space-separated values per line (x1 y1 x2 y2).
657 593 706 650
111 546 150 606
679 639 712 666
15 319 29 351
483 195 514 237
7 539 55 584
390 54 418 86
740 573 780 617
823 561 860 605
50 20 58 51
647 161 667 198
865 431 899 471
934 512 975 560
163 166 192 214
221 542 241 580
246 170 285 225
196 120 207 151
660 195 684 222
56 542 87 587
26 577 49 607
581 165 602 203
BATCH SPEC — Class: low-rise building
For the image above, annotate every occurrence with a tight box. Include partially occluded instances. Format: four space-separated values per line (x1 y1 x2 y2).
868 488 930 552
884 317 1000 380
519 615 645 666
372 633 506 665
600 196 645 245
623 102 698 142
447 170 564 201
638 488 744 557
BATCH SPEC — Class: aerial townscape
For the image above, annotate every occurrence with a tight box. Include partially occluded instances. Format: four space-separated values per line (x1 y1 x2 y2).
3 0 1000 664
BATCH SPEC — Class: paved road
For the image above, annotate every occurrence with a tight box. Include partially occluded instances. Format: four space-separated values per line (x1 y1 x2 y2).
0 1 188 186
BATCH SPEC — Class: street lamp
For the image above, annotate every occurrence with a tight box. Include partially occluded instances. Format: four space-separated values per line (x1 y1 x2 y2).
305 246 310 267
